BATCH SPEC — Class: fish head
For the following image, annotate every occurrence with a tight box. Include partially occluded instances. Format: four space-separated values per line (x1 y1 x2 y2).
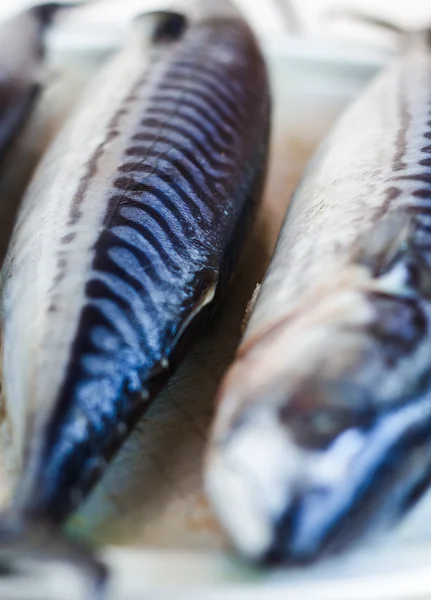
205 282 431 563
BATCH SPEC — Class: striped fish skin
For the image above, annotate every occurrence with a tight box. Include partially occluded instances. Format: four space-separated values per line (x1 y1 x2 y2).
1 7 270 524
205 33 431 563
0 4 58 159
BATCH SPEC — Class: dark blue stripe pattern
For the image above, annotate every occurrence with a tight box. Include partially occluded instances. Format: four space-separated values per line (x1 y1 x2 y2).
19 16 270 520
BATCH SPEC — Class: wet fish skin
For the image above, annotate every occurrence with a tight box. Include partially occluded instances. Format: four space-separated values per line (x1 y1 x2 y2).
205 32 431 562
2 3 270 527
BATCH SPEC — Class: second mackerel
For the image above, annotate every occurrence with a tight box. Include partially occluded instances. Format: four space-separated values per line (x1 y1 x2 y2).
0 0 270 561
206 28 431 562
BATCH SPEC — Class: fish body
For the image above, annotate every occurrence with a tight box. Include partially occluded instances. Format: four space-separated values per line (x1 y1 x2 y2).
0 4 60 159
1 3 270 527
205 32 431 562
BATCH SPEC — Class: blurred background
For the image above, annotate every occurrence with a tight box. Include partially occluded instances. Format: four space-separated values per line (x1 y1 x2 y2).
0 1 429 46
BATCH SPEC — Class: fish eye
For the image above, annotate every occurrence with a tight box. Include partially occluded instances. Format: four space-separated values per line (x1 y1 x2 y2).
279 381 375 450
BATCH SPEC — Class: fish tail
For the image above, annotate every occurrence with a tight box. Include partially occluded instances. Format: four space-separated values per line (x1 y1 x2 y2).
132 0 243 44
132 10 189 45
0 512 108 599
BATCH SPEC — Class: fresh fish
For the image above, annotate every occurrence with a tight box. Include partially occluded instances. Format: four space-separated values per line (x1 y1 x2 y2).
0 0 270 577
0 3 61 160
205 28 431 563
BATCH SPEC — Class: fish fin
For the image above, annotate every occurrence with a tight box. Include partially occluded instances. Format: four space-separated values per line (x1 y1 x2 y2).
242 284 261 334
0 513 107 599
354 209 411 277
30 2 79 27
133 11 189 45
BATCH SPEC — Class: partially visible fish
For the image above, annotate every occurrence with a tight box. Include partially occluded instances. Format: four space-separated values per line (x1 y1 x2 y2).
0 0 270 583
0 3 62 160
205 27 431 563
0 4 99 274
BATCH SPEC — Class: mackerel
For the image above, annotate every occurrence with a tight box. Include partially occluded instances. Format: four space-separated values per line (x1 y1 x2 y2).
0 0 270 578
205 28 431 562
